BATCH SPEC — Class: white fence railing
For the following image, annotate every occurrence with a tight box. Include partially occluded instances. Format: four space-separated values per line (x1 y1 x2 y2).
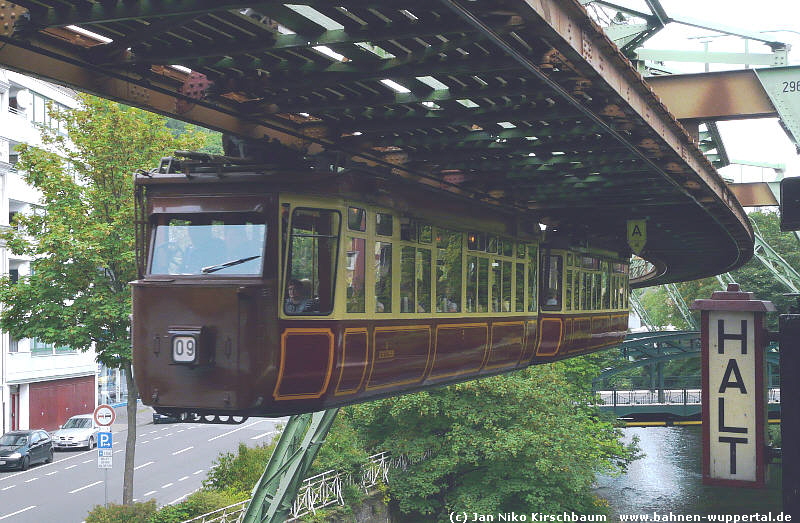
596 388 781 406
184 450 428 523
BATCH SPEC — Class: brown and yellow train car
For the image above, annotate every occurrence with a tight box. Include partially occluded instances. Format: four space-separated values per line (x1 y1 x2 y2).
132 159 630 418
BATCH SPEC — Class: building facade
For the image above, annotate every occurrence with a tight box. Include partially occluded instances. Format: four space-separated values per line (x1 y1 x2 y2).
0 69 98 432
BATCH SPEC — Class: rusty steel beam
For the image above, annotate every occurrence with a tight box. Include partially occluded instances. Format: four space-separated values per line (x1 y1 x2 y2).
646 69 777 121
727 182 780 208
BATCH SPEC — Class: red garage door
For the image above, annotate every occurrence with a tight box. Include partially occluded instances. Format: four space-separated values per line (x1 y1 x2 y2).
29 376 94 431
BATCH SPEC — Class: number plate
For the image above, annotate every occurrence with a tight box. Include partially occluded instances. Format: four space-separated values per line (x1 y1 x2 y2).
172 335 197 363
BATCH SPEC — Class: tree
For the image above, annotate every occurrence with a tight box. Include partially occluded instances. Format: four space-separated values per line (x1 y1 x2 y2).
347 362 639 521
0 94 207 504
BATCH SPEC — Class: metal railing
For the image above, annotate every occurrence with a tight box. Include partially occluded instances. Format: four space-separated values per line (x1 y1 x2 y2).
595 388 781 406
185 450 427 523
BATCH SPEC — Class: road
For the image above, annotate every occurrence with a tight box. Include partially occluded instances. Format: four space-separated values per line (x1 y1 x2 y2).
0 405 285 522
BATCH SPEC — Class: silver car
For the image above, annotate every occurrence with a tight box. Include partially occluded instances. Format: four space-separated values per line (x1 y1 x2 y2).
51 414 99 450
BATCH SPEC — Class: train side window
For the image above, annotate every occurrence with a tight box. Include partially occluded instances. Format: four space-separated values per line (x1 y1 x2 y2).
346 237 366 313
348 207 366 232
501 238 513 257
487 235 497 253
467 232 486 251
466 256 477 313
541 254 562 310
400 220 416 242
376 213 393 236
375 241 392 313
400 246 431 313
602 266 610 309
285 208 340 315
517 243 526 259
436 229 462 313
419 224 433 244
491 259 501 312
565 269 573 311
527 244 538 312
515 262 525 312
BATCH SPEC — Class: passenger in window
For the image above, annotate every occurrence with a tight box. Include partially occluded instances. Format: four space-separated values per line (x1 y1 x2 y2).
285 279 312 314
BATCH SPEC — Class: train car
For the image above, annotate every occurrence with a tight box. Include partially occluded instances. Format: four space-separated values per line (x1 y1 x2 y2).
131 155 630 419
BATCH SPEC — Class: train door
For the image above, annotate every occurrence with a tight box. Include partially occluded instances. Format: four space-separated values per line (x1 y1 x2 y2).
540 250 564 311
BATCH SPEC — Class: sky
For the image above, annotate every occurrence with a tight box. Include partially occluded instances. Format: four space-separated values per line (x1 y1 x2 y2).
592 0 800 183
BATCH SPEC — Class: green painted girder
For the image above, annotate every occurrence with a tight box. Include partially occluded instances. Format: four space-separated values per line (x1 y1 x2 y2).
175 22 483 69
335 104 586 135
364 123 605 148
630 291 657 332
17 0 411 28
275 83 562 118
242 409 340 523
211 33 517 77
664 283 698 330
753 229 800 293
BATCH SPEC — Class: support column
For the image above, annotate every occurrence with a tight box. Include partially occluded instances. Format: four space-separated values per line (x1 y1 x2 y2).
780 312 800 517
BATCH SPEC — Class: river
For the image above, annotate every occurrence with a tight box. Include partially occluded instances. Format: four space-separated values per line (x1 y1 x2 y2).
594 426 782 517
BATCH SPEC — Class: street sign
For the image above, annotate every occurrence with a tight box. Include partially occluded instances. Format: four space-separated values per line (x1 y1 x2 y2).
98 448 113 469
93 404 116 427
98 432 112 449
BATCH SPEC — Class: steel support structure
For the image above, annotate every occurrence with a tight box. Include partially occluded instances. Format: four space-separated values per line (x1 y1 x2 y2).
241 408 340 523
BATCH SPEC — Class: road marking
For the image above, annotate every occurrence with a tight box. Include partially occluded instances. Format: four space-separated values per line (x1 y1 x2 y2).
193 469 203 475
161 427 171 431
140 440 150 444
144 490 157 497
178 476 189 482
69 481 103 494
153 436 162 441
114 449 123 454
172 446 193 456
0 505 36 520
169 493 191 505
134 461 154 471
251 430 277 440
1 485 16 491
161 482 174 489
65 464 77 470
164 433 174 437
24 478 37 483
207 419 268 442
177 429 185 433
82 459 92 464
45 471 58 476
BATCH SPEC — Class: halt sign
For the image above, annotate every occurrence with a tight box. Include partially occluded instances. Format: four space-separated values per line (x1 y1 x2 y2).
93 404 116 427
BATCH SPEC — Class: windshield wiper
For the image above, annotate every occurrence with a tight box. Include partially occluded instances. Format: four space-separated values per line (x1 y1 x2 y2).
201 255 261 274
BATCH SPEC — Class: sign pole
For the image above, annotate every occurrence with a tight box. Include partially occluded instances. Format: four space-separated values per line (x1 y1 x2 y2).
780 307 800 518
691 283 774 488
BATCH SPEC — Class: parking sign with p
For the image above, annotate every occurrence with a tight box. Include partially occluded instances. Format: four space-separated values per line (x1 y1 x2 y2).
98 432 113 449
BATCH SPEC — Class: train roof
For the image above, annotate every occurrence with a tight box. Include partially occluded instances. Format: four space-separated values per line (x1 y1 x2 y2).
0 0 753 287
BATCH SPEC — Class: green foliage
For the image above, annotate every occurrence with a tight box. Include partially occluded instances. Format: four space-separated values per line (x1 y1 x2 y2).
203 440 279 495
0 95 205 369
347 365 640 521
86 500 157 523
310 413 371 477
148 490 245 523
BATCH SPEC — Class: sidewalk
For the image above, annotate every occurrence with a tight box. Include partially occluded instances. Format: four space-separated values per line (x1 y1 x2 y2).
109 401 154 433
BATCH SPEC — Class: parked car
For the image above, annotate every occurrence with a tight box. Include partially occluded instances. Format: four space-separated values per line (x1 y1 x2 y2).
0 430 54 471
51 414 99 450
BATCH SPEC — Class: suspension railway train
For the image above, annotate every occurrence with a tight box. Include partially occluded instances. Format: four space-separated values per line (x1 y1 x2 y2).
132 155 630 419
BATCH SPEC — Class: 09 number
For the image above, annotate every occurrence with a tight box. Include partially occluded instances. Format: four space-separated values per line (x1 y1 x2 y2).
173 336 196 362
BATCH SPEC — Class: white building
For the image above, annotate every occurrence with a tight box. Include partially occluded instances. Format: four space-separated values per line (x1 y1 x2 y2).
0 69 98 433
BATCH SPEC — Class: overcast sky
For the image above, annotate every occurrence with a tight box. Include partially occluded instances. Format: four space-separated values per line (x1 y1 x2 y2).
592 0 800 182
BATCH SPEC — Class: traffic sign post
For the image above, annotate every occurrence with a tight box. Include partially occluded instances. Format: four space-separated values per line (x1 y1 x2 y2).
93 405 115 507
93 404 116 427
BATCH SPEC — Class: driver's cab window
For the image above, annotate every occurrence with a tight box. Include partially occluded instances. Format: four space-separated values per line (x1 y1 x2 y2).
149 213 266 275
541 252 563 311
285 208 341 315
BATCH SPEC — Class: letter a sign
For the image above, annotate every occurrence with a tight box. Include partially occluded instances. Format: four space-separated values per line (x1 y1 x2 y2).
627 220 646 254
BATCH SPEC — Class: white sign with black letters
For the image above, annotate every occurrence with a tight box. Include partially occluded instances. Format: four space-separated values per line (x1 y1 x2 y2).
708 311 757 481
